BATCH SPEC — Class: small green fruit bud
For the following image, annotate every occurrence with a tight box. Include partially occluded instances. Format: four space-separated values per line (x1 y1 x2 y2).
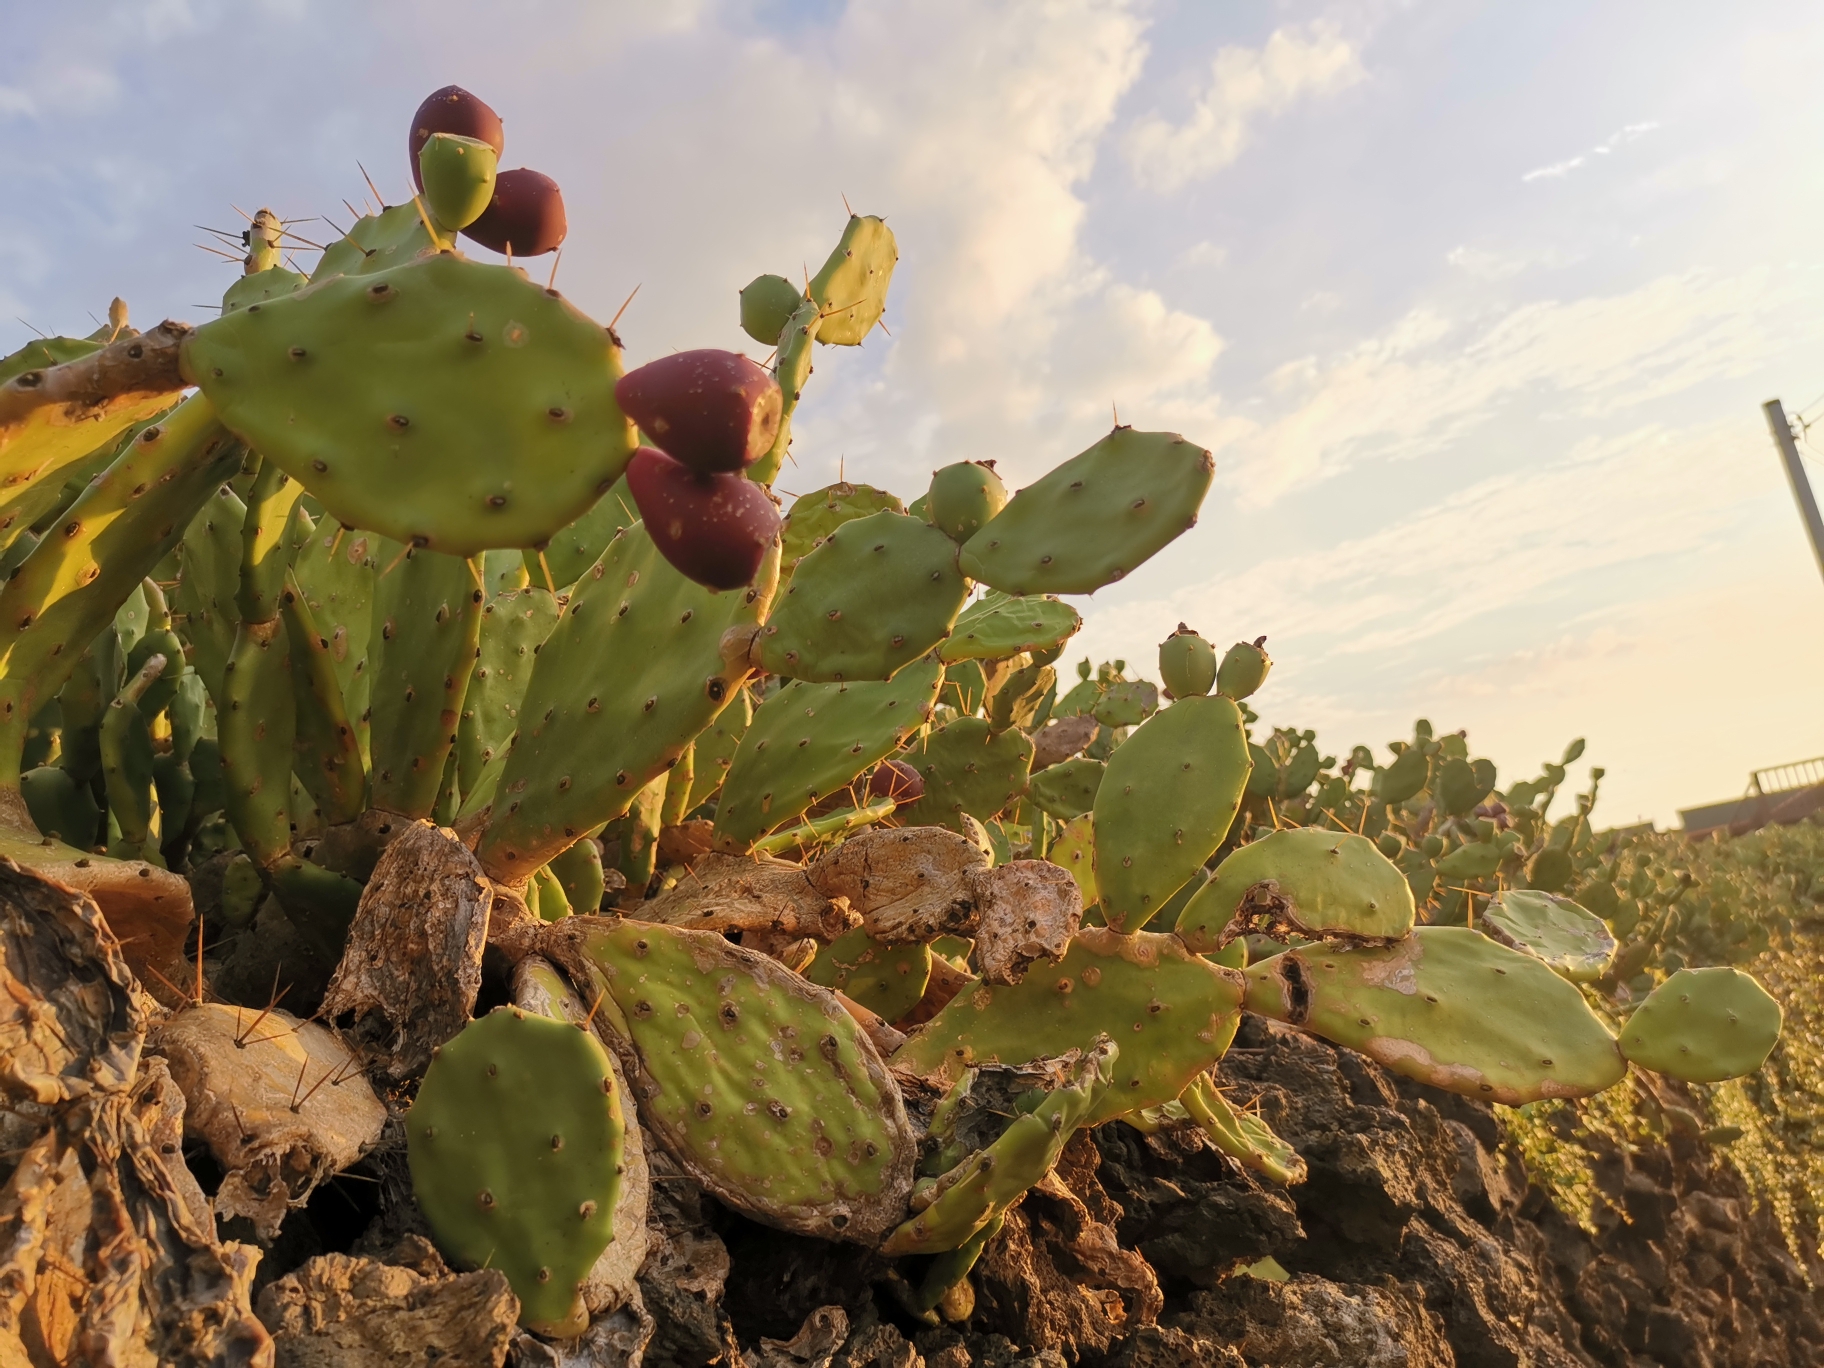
927 460 1007 544
418 132 498 232
1158 623 1216 698
1216 637 1270 701
739 273 803 346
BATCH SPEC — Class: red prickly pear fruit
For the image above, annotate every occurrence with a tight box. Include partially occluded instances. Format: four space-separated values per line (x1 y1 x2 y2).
410 86 504 192
462 169 567 257
866 759 925 805
626 447 779 591
615 350 783 475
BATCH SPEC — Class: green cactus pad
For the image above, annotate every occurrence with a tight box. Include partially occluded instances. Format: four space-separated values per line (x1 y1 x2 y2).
806 926 932 1023
367 549 484 818
750 298 821 485
1049 814 1096 903
219 619 296 867
895 717 1033 833
740 273 805 347
1025 757 1103 821
927 462 1008 545
714 660 941 850
1437 755 1497 817
808 214 897 346
540 476 638 590
1434 838 1511 881
184 252 639 554
280 573 367 824
1243 926 1625 1103
309 203 438 283
21 765 100 849
779 482 904 571
475 523 777 879
1180 1073 1304 1185
987 662 1053 735
0 396 241 793
881 1040 1114 1256
407 1006 625 1336
685 685 752 813
1176 828 1415 953
1092 680 1157 729
957 429 1212 595
1094 695 1250 933
1617 967 1781 1083
938 592 1081 664
289 522 378 757
1480 890 1615 983
940 660 988 715
221 266 307 316
757 510 965 682
564 918 916 1243
893 927 1243 1125
457 586 561 797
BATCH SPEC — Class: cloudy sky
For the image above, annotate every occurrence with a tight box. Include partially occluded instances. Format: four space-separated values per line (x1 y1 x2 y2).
5 1 1823 826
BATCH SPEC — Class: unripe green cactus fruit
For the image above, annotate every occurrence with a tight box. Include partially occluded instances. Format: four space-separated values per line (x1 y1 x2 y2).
1094 695 1250 933
1024 756 1103 820
1480 890 1615 983
740 273 805 346
806 926 932 1023
927 461 1007 544
1175 828 1415 952
184 253 639 555
808 214 897 347
1158 624 1216 699
938 591 1080 664
757 510 966 682
1617 967 1781 1082
894 928 1242 1126
475 522 777 879
958 428 1212 595
714 660 941 851
1243 927 1626 1103
1216 638 1270 701
407 1006 625 1337
559 919 917 1244
895 717 1033 833
418 132 499 233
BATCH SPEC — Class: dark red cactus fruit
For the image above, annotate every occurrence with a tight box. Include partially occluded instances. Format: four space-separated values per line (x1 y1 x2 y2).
409 86 504 192
626 446 779 591
866 759 925 805
461 168 567 257
615 350 783 475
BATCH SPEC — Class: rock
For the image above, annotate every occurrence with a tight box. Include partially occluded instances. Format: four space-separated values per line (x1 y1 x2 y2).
320 818 492 1080
256 1249 517 1367
508 1291 655 1366
154 1003 386 1240
753 1305 850 1368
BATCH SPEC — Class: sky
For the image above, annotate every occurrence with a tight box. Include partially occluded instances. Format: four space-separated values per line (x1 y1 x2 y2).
4 0 1823 828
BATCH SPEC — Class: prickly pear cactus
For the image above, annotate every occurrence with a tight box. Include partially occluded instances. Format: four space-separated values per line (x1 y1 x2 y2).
407 1006 626 1337
183 253 639 554
1480 889 1616 983
895 717 1033 833
1244 926 1626 1103
806 926 932 1023
558 919 917 1244
938 591 1080 664
1176 828 1416 951
1617 966 1782 1082
1094 694 1250 932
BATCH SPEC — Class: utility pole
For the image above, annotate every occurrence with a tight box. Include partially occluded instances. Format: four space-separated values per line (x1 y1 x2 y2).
1763 399 1824 585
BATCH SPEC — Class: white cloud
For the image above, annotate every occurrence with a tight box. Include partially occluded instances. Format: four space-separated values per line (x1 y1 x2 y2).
1522 120 1660 182
1217 267 1795 507
1126 20 1364 191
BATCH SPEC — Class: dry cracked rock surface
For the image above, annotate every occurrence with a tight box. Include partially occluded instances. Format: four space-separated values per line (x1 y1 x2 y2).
4 853 1820 1368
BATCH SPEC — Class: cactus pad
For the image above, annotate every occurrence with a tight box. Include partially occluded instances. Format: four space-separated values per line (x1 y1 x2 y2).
1479 890 1616 983
713 661 941 850
1176 828 1415 952
563 918 916 1244
407 1006 625 1336
1049 814 1097 903
895 717 1033 833
475 523 777 879
1243 927 1625 1103
1094 695 1250 932
938 591 1081 664
184 252 638 554
457 586 560 797
1617 967 1782 1082
757 510 965 681
807 214 897 346
806 926 932 1023
958 429 1212 595
893 927 1243 1125
1025 756 1103 820
780 482 904 571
